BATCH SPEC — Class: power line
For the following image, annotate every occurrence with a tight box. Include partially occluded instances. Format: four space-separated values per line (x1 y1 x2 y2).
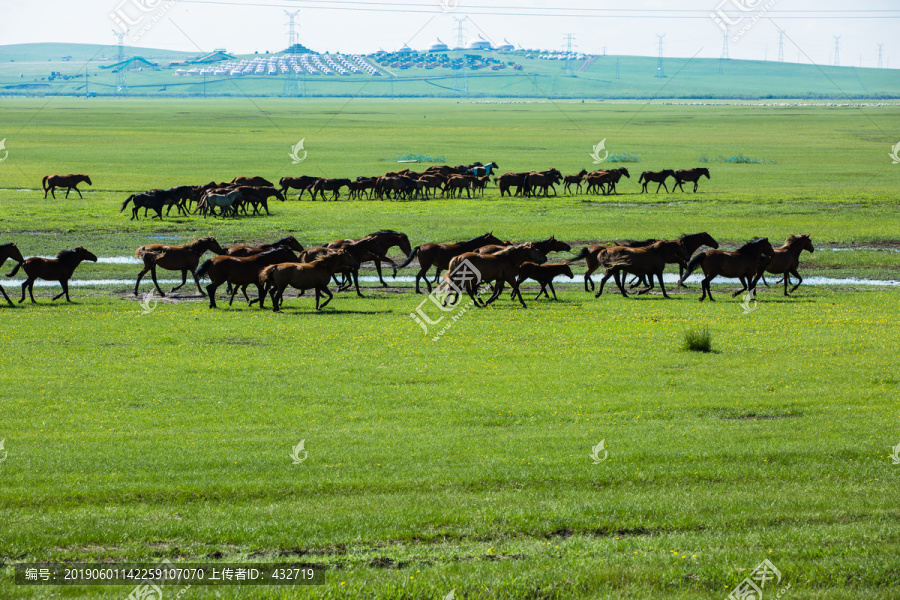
111 29 128 96
563 33 575 76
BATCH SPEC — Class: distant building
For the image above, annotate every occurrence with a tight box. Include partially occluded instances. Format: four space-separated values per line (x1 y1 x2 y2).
497 39 515 52
397 44 414 54
428 38 449 53
192 50 235 64
467 35 493 51
99 56 157 71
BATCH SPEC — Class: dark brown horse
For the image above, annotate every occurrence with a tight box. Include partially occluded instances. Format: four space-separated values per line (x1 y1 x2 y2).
673 168 710 193
396 232 505 293
196 247 298 308
0 243 25 306
278 176 321 200
638 170 675 193
619 232 719 287
301 237 395 297
446 244 546 308
523 169 563 197
595 241 687 299
516 262 574 300
563 169 588 194
9 247 97 303
42 174 92 199
134 237 225 297
233 186 285 215
226 236 304 257
326 230 412 287
262 251 360 312
231 176 274 188
494 172 529 197
756 234 814 295
310 178 351 201
680 237 775 302
567 245 611 291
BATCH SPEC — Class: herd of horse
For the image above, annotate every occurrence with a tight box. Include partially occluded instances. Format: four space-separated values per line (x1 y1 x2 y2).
0 229 814 311
40 165 709 217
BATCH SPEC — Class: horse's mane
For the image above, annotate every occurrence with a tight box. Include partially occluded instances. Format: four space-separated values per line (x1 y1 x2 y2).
372 229 400 235
736 238 767 253
55 248 81 260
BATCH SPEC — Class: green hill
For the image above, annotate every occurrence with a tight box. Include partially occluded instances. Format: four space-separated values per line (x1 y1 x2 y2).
1 43 898 99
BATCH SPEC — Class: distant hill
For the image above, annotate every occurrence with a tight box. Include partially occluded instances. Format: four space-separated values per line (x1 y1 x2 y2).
1 43 898 99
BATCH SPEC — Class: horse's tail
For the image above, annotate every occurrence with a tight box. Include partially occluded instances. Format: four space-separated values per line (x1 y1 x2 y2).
195 258 213 280
566 247 592 263
260 264 279 286
120 195 134 212
6 261 22 277
681 253 705 282
638 173 645 184
41 175 49 192
395 246 420 270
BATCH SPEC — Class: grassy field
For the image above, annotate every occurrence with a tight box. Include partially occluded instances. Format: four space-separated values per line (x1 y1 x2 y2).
0 98 899 599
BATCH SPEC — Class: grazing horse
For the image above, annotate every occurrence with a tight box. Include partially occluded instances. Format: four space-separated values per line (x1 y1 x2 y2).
262 251 360 312
226 236 304 257
310 178 351 201
121 192 166 220
196 247 298 308
516 262 574 300
563 169 588 194
639 170 676 193
0 243 25 306
396 232 505 294
42 174 92 199
756 234 814 296
446 244 546 308
9 247 97 303
326 230 411 287
133 237 225 297
673 168 710 193
231 176 274 188
279 176 321 200
567 245 611 291
233 186 285 215
619 232 720 287
680 237 776 302
594 241 687 299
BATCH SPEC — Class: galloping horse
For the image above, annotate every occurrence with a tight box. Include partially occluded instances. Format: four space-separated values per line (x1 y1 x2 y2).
619 232 719 286
595 241 687 299
196 247 298 308
0 243 25 306
42 174 92 199
396 232 505 293
9 247 97 303
231 176 274 188
567 244 611 291
673 168 710 193
680 237 775 302
134 237 225 297
756 234 814 295
446 243 546 308
638 170 675 193
262 251 360 312
326 230 411 287
516 262 574 300
226 236 305 257
121 192 167 220
279 176 321 200
300 237 395 297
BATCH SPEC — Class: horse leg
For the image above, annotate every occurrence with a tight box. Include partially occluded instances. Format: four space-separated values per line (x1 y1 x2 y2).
52 280 69 301
317 285 333 310
485 281 504 306
352 268 364 297
731 277 748 298
149 265 166 297
694 181 699 192
75 186 83 199
788 269 802 294
133 266 150 296
595 272 614 298
0 285 12 306
65 187 71 199
509 277 527 308
191 269 206 297
206 282 220 308
374 260 388 287
657 271 673 299
702 276 714 302
612 271 630 298
171 269 188 293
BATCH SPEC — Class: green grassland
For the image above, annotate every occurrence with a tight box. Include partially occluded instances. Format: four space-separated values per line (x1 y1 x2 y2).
3 43 900 99
0 98 899 599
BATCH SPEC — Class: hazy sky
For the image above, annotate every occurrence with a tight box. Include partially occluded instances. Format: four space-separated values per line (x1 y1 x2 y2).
0 0 897 66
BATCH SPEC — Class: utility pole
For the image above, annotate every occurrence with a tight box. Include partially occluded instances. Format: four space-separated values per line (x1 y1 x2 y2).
655 34 666 78
111 29 128 95
833 35 840 67
563 33 575 76
283 10 301 96
285 10 300 53
453 17 468 95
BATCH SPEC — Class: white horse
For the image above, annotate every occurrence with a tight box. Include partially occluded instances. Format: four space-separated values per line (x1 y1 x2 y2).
198 189 242 217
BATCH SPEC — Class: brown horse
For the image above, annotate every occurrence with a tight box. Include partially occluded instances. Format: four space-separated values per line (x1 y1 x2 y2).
523 169 563 197
756 234 814 295
326 230 411 287
134 237 225 297
618 232 720 287
231 176 274 188
196 247 298 308
226 236 305 257
279 176 321 200
673 168 710 193
446 244 545 308
9 247 97 303
396 232 505 293
680 237 775 302
638 170 675 193
42 174 92 199
262 251 360 311
516 262 574 300
0 243 26 306
310 178 351 201
567 245 611 291
495 172 529 197
563 169 588 194
233 186 285 215
301 237 395 297
595 241 687 299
